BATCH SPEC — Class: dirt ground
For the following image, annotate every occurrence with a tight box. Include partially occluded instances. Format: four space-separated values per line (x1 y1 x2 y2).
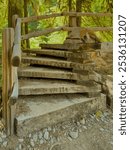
0 109 112 150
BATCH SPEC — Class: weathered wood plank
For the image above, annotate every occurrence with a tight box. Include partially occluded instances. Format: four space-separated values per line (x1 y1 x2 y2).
18 66 78 80
22 56 95 71
39 43 101 50
22 56 72 68
19 79 101 95
18 66 101 82
22 48 90 59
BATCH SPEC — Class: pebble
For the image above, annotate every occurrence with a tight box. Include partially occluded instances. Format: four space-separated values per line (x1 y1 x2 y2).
18 144 22 150
44 131 49 140
33 133 38 142
39 139 44 144
38 131 43 139
82 126 87 130
29 133 32 138
1 133 7 139
80 118 86 125
18 138 24 143
0 137 2 143
67 136 72 141
100 128 104 132
48 127 52 131
3 141 8 147
68 130 79 139
30 139 35 147
53 128 56 133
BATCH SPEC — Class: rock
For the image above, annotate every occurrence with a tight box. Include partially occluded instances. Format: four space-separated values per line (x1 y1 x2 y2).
82 126 87 130
44 131 49 140
100 128 105 132
68 130 79 139
0 137 2 143
33 133 38 142
52 128 56 133
1 133 7 139
18 138 24 143
76 122 80 126
2 141 8 147
18 144 22 150
29 133 32 138
39 139 44 144
80 118 86 125
48 127 52 131
67 136 72 141
30 139 35 147
38 131 43 139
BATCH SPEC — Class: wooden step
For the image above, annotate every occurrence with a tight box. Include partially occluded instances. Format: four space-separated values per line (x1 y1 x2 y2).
22 56 95 71
18 79 101 95
15 93 106 137
39 43 101 50
22 49 90 59
18 66 78 80
18 66 101 82
23 48 72 58
22 56 72 69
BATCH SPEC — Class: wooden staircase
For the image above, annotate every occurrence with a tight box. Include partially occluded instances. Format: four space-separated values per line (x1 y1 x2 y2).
14 44 106 136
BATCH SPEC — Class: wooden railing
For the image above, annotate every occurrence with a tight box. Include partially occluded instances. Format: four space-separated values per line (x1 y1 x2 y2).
21 12 113 40
1 11 112 135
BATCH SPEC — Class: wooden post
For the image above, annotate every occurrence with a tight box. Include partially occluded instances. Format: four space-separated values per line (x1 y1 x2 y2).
68 0 77 27
12 15 21 67
2 28 14 135
24 0 30 48
76 0 82 27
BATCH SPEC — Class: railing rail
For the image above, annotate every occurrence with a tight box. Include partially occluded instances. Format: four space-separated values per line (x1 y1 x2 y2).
21 12 112 23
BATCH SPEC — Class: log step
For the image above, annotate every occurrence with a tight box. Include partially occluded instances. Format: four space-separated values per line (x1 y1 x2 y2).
18 79 101 96
22 56 95 71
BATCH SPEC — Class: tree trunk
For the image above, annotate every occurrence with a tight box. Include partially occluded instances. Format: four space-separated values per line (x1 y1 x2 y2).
8 0 23 27
76 0 82 27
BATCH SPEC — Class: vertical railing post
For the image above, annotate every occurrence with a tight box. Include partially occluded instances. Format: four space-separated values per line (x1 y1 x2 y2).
2 28 14 135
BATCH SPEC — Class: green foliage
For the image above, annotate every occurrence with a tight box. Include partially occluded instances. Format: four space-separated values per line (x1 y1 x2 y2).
82 0 113 41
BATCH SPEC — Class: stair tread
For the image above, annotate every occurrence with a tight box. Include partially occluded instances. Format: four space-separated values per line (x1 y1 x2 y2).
18 66 78 80
22 56 94 70
22 56 71 68
15 93 106 136
22 48 72 58
19 79 101 95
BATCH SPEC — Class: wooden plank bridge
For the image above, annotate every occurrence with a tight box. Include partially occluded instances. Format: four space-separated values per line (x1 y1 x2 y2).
1 11 112 136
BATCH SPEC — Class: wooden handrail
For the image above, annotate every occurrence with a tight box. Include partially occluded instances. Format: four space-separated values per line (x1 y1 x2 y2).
21 26 65 40
63 26 113 32
21 26 113 40
21 12 112 23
